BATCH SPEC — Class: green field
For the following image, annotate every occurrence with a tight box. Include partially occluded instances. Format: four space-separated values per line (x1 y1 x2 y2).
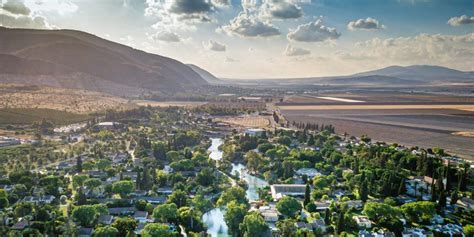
0 108 91 125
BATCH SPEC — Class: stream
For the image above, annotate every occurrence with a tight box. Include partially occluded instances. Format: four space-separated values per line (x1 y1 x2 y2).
203 138 268 237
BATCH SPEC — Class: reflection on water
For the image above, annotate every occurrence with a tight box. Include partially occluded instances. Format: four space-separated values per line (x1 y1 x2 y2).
203 138 269 237
202 208 230 237
231 163 268 202
209 138 224 161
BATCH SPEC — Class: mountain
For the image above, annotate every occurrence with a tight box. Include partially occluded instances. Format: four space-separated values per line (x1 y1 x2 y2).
352 65 474 82
187 64 222 84
320 75 421 85
0 27 208 97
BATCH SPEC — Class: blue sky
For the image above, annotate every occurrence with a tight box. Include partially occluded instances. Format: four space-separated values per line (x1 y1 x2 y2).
1 0 473 78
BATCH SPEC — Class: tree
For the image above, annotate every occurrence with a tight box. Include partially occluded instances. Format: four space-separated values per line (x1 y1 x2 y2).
191 193 213 213
14 202 33 218
363 202 400 224
168 190 188 208
153 142 167 161
72 174 88 189
239 212 268 237
277 219 297 237
72 205 98 227
304 184 311 207
93 226 119 237
276 196 301 217
245 151 265 174
464 225 474 237
224 201 248 236
152 203 178 222
77 156 83 173
360 181 369 202
111 217 137 237
112 180 134 198
277 136 292 146
401 201 436 224
335 210 345 234
178 207 203 232
142 223 174 237
0 189 8 209
217 186 247 206
84 178 102 192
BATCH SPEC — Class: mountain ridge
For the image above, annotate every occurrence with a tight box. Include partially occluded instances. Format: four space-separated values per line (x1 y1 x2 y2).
0 27 208 97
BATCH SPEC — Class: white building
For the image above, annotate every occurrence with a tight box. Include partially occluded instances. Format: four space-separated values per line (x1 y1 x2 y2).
270 184 306 200
353 216 372 229
245 128 266 137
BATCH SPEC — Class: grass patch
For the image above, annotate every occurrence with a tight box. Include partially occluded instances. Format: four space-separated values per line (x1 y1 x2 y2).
0 108 91 125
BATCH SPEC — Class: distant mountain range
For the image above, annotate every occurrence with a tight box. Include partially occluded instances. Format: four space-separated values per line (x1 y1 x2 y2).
0 27 207 97
224 65 474 86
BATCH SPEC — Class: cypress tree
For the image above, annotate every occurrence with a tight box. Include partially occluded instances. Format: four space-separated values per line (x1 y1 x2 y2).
304 184 311 207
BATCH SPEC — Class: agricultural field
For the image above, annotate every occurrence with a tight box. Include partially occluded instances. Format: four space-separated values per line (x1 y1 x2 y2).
278 92 474 160
0 108 91 125
215 115 271 128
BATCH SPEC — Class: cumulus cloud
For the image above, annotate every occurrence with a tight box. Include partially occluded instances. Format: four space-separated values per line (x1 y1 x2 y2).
447 15 474 26
150 31 182 42
145 0 222 24
212 0 231 7
220 12 280 38
0 0 51 29
169 0 213 14
284 44 310 56
204 40 226 51
261 0 303 19
349 33 474 70
347 17 384 31
287 19 340 42
1 0 30 15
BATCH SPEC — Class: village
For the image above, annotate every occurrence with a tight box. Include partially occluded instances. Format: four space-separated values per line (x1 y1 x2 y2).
0 105 472 237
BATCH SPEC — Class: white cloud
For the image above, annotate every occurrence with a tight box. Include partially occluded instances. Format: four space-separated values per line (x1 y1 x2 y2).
349 33 474 70
150 31 182 42
204 39 226 51
347 17 384 31
1 0 30 15
284 44 310 56
261 0 303 19
447 15 474 26
287 19 340 42
220 12 280 38
0 0 51 29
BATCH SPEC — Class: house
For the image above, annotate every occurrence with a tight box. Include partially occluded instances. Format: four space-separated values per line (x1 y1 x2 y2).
353 216 372 229
456 197 474 211
314 201 331 211
108 207 136 216
134 211 149 223
258 205 279 223
344 200 363 209
88 171 107 179
135 223 146 235
23 195 55 204
245 128 266 137
78 227 94 237
270 184 306 200
95 122 121 130
98 215 114 225
359 229 395 237
428 224 463 236
0 137 21 147
306 219 327 233
295 168 321 178
10 220 29 230
0 184 13 192
402 228 434 237
157 187 173 195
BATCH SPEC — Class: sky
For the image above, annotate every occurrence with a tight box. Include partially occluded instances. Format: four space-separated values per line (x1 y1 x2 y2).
1 0 473 79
